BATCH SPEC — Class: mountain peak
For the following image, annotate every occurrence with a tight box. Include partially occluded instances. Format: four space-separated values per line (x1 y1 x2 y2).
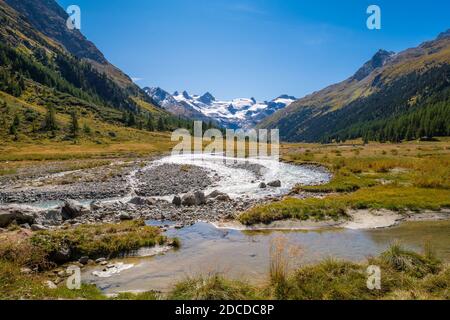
437 29 450 40
352 49 395 81
182 91 192 100
276 94 297 100
199 92 215 104
144 87 169 100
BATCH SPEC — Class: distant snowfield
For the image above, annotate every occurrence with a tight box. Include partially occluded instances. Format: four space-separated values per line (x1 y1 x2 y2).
145 87 296 129
173 92 296 128
151 153 331 199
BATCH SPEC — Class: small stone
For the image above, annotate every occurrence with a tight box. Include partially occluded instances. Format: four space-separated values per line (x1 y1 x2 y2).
194 191 206 205
268 180 281 187
259 182 267 189
45 280 57 289
95 257 106 264
119 213 132 221
20 267 32 275
100 261 108 266
90 201 102 211
215 194 231 202
31 224 47 231
54 277 63 284
128 197 154 206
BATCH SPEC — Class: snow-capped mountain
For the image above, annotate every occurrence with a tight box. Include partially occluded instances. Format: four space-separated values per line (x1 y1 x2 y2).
144 87 296 129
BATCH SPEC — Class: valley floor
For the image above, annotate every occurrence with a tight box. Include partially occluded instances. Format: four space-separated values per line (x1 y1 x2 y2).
0 138 449 300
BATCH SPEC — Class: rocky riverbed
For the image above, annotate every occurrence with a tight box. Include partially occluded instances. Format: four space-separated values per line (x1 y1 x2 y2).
0 155 331 230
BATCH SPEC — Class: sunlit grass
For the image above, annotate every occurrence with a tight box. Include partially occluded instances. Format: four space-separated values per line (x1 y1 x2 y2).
241 140 450 225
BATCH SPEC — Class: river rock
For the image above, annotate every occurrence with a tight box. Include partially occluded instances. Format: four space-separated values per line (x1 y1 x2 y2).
207 190 231 202
268 180 281 187
119 213 133 221
0 204 36 228
20 267 32 275
31 224 47 231
45 281 57 289
79 256 89 265
40 208 63 226
128 196 154 206
259 182 267 189
90 201 103 211
95 258 107 264
194 191 206 205
61 200 89 220
172 195 182 206
50 245 71 264
207 190 225 198
181 193 197 206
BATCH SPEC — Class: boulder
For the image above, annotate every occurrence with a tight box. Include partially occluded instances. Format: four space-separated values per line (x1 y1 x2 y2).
194 191 206 205
267 180 281 187
216 194 231 202
95 258 107 264
40 208 63 226
0 205 36 228
259 182 267 189
119 213 133 221
172 195 182 206
20 267 32 275
208 190 231 202
79 256 89 265
61 200 89 221
31 224 47 231
128 197 154 206
181 193 197 206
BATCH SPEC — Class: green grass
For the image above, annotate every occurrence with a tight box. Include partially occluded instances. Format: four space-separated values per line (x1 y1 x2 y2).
0 260 107 300
0 168 17 176
0 220 178 300
30 220 168 264
275 245 448 300
1 242 448 300
297 171 378 193
240 140 450 225
168 274 263 300
239 186 450 225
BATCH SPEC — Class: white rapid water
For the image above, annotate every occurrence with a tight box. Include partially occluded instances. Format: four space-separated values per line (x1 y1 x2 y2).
148 153 330 199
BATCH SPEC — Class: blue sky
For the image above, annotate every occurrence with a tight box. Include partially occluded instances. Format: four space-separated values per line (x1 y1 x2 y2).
57 0 450 100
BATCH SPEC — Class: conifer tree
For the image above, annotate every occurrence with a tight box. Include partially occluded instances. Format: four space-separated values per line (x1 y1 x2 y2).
43 107 58 132
70 111 79 138
157 117 165 131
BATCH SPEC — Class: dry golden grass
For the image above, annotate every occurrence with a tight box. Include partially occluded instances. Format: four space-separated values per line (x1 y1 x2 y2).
241 139 450 225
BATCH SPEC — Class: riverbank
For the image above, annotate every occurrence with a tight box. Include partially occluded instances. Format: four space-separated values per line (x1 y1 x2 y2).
0 152 330 228
1 233 448 300
239 139 450 225
0 139 449 300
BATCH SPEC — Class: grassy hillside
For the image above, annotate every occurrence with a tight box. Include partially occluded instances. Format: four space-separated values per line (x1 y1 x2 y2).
0 0 199 146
